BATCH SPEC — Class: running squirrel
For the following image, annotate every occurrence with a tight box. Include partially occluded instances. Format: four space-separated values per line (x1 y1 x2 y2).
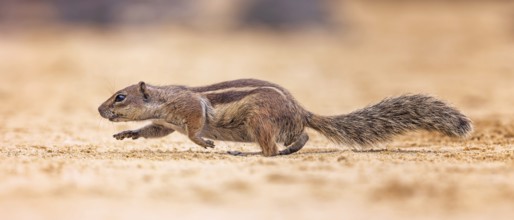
98 79 472 156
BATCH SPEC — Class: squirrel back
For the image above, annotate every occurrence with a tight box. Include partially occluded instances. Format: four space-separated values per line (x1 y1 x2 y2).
306 94 473 147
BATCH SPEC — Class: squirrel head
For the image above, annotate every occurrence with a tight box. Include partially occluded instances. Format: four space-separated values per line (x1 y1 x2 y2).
98 81 159 122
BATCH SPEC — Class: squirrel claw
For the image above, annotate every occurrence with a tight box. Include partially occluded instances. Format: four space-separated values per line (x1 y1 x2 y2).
113 130 140 140
204 140 215 148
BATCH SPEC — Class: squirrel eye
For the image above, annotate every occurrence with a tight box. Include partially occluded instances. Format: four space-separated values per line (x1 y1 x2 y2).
114 94 126 102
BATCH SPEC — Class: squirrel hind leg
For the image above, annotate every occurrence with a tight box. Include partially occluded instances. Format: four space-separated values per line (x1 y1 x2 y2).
246 118 280 157
255 132 279 157
279 133 309 155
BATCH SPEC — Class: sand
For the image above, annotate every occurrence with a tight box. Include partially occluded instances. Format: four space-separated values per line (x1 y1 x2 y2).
1 2 514 219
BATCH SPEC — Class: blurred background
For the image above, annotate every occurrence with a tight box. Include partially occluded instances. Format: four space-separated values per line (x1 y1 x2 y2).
1 0 514 142
1 1 514 220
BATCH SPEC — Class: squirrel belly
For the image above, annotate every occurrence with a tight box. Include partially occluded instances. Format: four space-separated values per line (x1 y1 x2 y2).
98 79 472 156
306 94 473 147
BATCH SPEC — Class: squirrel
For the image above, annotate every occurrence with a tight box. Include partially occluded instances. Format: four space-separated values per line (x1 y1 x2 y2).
98 79 472 156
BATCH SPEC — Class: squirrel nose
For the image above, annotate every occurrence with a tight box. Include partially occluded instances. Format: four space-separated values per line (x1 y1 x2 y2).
98 105 106 116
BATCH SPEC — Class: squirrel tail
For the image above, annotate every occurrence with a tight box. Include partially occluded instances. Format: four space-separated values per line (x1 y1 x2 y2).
305 94 473 147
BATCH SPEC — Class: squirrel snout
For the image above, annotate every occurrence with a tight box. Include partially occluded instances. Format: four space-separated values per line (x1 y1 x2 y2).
98 105 104 115
98 105 109 119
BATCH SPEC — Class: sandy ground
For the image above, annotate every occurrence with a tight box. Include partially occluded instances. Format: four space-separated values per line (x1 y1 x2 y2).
1 2 514 219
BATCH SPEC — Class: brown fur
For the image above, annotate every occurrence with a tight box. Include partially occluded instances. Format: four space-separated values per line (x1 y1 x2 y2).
98 79 473 156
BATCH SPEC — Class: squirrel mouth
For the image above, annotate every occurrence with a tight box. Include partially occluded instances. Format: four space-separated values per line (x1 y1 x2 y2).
99 106 129 122
108 113 124 122
109 114 132 122
109 117 125 122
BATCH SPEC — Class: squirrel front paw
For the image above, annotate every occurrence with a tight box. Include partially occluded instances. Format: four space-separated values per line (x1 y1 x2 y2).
113 130 140 140
201 140 215 148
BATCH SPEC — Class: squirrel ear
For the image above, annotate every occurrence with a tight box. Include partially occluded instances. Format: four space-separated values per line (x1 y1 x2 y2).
138 81 149 100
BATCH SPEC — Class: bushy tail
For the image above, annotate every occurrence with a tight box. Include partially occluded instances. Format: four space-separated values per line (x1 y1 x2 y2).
306 94 473 147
